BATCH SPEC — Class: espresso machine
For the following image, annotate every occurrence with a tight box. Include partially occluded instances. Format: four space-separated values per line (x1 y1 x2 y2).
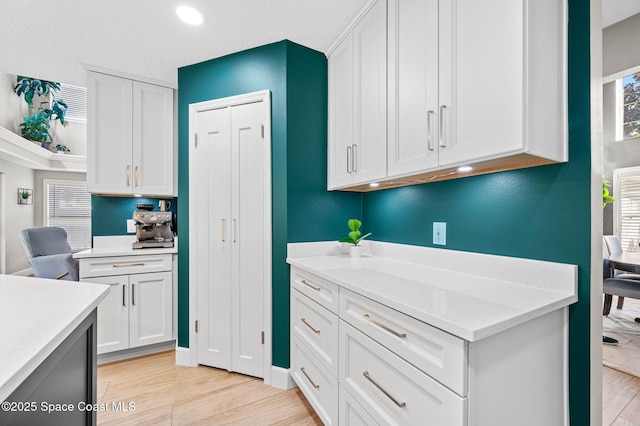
132 206 174 249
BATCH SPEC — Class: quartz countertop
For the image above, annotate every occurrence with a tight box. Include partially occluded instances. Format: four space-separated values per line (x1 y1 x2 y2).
0 275 109 401
73 235 178 259
287 242 577 342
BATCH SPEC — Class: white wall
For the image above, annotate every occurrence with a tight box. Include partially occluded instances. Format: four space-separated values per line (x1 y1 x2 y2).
0 159 34 273
603 13 640 78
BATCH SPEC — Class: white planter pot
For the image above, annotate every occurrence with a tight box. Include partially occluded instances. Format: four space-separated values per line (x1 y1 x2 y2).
350 245 363 258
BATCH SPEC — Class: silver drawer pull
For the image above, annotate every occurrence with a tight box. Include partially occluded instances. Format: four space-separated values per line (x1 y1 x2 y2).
113 263 145 268
300 279 320 291
363 371 406 408
301 367 320 389
301 318 320 334
363 314 407 338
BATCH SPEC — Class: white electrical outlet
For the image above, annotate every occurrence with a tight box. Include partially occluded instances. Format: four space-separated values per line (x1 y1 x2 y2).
127 219 136 233
433 222 446 245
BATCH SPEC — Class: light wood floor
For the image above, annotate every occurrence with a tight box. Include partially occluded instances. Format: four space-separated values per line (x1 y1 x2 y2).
604 365 640 426
98 350 640 425
96 350 322 425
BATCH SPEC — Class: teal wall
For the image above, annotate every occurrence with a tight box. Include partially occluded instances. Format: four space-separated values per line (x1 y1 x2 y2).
177 40 361 367
91 195 178 237
362 0 592 423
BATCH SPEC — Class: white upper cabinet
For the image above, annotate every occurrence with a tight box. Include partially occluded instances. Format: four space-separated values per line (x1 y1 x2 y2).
87 71 175 196
332 0 567 190
328 0 387 190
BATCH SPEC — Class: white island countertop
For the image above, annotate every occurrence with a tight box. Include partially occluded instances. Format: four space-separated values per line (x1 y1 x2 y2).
287 241 578 342
0 275 109 401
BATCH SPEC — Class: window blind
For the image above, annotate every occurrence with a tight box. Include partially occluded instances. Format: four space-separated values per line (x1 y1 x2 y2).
58 83 87 123
46 182 92 250
619 175 640 252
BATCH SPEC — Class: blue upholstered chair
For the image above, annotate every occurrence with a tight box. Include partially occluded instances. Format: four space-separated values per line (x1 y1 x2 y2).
19 226 79 281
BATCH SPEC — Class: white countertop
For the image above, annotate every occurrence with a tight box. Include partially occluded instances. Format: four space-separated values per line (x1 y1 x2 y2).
287 241 578 342
73 235 178 259
0 275 109 401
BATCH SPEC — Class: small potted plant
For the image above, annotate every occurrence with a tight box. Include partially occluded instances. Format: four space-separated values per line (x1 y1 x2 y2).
55 144 70 155
339 218 372 258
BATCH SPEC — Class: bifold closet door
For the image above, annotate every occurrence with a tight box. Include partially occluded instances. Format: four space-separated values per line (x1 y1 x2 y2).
195 101 265 378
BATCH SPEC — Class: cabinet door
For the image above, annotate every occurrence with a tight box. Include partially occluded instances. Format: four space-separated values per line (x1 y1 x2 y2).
129 271 173 348
387 0 439 177
438 0 524 167
83 275 129 354
352 0 387 184
133 81 175 196
87 72 133 194
328 32 355 189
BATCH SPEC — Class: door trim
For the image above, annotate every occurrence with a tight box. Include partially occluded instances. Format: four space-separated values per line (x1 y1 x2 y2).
188 90 272 384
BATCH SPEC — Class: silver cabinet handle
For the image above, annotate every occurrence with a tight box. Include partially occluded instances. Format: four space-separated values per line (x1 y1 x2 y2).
113 263 144 268
363 314 407 338
134 166 139 187
301 367 320 389
126 165 131 186
131 284 135 306
352 144 357 172
300 279 320 291
347 145 352 174
363 371 406 408
122 285 126 307
439 105 447 148
232 219 236 242
427 110 435 151
301 318 320 334
221 219 226 242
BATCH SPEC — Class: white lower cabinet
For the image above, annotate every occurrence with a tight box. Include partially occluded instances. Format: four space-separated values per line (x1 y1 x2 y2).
290 266 568 425
80 255 173 355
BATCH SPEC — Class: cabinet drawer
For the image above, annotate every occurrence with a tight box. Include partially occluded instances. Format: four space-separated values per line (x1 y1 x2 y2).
339 384 379 426
79 254 172 278
340 287 467 396
291 268 339 314
292 289 339 376
340 321 466 426
292 339 338 426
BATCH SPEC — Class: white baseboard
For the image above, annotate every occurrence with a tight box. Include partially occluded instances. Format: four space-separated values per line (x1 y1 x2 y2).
270 366 295 390
175 345 197 367
97 341 175 364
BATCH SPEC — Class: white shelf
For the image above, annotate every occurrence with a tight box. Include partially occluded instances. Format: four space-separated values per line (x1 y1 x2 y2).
0 125 86 172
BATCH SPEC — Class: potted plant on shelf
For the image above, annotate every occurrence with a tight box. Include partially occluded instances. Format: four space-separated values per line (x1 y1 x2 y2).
339 218 372 258
18 189 32 205
14 76 67 150
55 144 70 155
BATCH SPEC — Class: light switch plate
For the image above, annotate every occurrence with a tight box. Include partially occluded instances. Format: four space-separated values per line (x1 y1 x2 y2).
433 222 446 245
127 219 136 233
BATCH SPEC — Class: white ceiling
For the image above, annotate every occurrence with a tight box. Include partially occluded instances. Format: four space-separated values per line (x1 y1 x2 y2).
0 0 367 87
0 0 637 89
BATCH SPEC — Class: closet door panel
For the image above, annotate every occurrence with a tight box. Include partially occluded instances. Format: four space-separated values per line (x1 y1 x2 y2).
231 101 265 377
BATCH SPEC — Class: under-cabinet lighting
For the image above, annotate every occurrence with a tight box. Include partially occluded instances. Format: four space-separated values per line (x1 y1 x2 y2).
458 166 473 172
176 5 204 25
134 194 142 198
370 183 379 187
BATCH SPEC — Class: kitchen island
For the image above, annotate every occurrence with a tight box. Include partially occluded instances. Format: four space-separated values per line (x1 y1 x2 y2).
0 275 109 426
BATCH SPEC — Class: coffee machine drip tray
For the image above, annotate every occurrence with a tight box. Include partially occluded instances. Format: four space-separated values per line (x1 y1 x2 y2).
133 240 174 249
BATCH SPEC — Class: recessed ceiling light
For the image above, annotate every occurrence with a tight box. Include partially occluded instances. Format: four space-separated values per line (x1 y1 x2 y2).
176 5 204 25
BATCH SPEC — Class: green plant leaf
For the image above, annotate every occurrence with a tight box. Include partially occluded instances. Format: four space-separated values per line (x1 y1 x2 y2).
348 219 361 232
349 230 361 242
339 237 355 244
